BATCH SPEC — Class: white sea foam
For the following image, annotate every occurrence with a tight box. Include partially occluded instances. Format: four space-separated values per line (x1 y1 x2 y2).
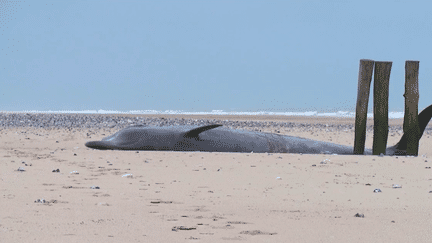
9 109 406 119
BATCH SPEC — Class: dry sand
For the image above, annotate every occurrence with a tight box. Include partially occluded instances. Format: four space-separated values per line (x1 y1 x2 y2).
1 115 432 242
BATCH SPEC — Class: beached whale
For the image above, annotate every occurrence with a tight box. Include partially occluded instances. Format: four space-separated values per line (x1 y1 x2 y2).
85 105 432 155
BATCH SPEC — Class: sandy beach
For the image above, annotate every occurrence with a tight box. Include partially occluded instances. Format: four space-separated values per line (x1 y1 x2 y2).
2 114 432 242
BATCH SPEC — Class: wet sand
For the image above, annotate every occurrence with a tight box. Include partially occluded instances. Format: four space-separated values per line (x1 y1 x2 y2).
1 115 432 242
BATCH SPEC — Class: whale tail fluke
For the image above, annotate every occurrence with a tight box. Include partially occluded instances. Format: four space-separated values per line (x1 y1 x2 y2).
390 104 432 154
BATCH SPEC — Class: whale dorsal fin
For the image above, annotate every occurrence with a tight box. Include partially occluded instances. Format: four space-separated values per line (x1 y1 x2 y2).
183 124 223 139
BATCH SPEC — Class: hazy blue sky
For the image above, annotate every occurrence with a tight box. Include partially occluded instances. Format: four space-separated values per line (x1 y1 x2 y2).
1 0 431 112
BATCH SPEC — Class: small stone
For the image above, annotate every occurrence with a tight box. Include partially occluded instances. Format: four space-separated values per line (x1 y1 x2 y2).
320 159 329 164
172 226 196 231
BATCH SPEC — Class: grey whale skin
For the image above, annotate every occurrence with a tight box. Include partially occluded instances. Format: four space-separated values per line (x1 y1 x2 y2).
85 105 432 155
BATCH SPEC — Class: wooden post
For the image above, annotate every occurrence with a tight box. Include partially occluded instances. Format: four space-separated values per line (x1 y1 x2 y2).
403 60 420 155
354 59 374 154
372 61 392 155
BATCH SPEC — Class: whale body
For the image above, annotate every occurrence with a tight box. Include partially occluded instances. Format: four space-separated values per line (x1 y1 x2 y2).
85 105 432 155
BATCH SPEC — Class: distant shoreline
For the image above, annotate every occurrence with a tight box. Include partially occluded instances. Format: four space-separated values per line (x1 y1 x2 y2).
0 110 408 119
0 112 413 130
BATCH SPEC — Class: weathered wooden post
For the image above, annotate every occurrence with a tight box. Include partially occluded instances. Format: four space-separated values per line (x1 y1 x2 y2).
403 60 420 155
372 61 392 155
354 59 375 154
